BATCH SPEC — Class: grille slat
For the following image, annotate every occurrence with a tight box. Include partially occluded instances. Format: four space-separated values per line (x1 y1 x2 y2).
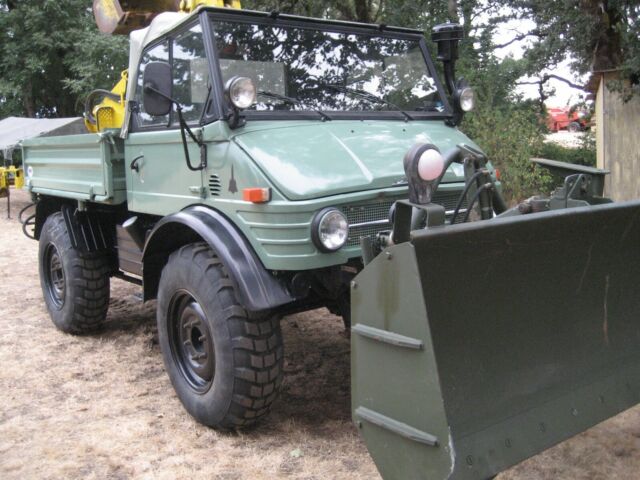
209 175 222 196
342 201 395 247
341 191 467 247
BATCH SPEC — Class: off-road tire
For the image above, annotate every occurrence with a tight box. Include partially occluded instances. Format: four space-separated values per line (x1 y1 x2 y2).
157 243 284 429
38 212 110 334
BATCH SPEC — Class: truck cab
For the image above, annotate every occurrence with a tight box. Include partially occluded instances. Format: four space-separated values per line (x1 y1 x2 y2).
123 7 474 267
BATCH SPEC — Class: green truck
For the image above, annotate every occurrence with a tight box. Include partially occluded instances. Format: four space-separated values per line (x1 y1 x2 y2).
21 5 640 480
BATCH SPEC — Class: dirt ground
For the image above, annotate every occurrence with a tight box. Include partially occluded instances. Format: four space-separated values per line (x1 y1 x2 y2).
545 131 588 149
2 188 640 480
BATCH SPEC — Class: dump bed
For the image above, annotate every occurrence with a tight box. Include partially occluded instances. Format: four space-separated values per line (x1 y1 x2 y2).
22 131 126 204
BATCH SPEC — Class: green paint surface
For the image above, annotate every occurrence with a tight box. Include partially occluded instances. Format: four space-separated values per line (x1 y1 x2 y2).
233 120 478 200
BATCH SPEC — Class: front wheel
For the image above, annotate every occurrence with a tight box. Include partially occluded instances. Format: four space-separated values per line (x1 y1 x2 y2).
568 121 583 133
157 243 284 429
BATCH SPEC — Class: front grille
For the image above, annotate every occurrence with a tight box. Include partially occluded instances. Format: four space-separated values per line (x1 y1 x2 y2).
342 201 395 227
436 190 465 211
436 190 469 224
342 200 395 247
341 190 468 247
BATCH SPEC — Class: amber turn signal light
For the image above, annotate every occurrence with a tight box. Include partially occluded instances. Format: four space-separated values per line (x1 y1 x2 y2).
243 188 271 203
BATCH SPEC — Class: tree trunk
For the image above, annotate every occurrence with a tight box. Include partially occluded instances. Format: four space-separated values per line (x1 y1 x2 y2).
583 0 623 71
23 80 35 118
448 0 459 22
353 0 372 23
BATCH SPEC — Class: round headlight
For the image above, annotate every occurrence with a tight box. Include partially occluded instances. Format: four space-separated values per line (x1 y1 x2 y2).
226 76 256 110
312 208 349 252
458 87 475 112
417 148 445 182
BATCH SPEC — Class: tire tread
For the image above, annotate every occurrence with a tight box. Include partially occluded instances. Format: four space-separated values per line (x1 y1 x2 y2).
166 242 284 429
40 213 110 334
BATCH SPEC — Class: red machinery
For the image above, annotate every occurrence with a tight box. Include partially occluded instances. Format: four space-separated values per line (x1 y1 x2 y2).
546 106 589 132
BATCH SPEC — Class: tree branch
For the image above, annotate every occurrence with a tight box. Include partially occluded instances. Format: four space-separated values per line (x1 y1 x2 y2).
494 30 546 49
448 0 459 22
373 0 385 22
470 5 495 22
333 1 355 21
517 74 588 92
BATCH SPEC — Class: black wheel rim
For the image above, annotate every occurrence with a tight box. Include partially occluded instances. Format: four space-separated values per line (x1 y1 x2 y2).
168 291 215 393
45 244 65 308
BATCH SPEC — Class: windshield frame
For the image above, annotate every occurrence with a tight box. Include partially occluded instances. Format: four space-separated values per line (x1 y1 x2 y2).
204 9 453 122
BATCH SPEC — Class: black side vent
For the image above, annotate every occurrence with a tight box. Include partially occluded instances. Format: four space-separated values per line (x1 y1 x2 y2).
209 175 222 196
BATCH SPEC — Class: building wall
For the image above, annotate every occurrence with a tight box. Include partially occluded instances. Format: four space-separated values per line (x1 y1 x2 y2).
597 72 640 201
595 76 605 170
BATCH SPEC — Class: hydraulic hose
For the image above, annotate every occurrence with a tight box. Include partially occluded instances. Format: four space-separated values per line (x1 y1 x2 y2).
449 170 485 224
19 203 36 239
462 183 493 223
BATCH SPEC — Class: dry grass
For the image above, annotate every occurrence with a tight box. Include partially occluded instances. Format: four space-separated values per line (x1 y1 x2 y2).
1 189 640 479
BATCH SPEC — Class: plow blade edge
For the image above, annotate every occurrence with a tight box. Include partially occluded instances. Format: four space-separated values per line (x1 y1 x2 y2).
351 201 640 480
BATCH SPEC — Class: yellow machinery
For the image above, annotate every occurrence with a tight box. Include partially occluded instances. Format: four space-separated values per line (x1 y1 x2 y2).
1 166 24 220
84 70 129 133
93 0 241 35
0 166 24 193
86 0 241 133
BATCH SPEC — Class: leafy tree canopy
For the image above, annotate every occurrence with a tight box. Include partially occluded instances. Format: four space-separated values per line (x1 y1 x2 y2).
0 0 614 200
491 0 640 100
0 0 128 118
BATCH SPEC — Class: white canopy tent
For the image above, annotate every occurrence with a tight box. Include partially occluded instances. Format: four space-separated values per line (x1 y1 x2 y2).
0 116 84 163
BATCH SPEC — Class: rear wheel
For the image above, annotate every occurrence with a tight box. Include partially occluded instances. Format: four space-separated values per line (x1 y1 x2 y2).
157 243 284 429
38 212 110 334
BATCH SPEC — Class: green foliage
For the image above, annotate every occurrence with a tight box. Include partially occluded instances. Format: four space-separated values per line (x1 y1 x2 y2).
535 136 597 168
493 0 640 98
241 0 448 29
463 102 552 201
0 0 128 118
1 148 22 167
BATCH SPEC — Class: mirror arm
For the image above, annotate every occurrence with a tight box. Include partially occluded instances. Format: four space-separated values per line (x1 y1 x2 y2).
176 105 207 172
144 84 207 172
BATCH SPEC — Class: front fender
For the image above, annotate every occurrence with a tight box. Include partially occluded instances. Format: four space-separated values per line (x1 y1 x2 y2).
143 206 294 312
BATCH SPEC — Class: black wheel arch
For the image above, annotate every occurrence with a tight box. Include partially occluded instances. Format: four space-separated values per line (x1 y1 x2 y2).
143 206 295 312
33 196 74 240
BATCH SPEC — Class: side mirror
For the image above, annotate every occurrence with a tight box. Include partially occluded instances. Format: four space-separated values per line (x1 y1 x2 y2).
143 62 172 116
431 23 464 95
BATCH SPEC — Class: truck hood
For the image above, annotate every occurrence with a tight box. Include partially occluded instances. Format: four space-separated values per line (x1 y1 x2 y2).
232 121 482 201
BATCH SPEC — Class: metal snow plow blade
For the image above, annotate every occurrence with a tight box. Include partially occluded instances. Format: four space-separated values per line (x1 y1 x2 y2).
351 201 640 480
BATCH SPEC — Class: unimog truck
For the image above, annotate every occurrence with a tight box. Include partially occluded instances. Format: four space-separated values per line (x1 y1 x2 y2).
20 2 640 479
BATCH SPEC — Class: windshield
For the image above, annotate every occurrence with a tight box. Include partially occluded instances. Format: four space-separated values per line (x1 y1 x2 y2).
211 19 446 115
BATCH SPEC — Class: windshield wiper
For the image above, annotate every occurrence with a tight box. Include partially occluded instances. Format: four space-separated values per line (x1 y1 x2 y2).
323 84 415 122
199 83 213 126
257 91 332 122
